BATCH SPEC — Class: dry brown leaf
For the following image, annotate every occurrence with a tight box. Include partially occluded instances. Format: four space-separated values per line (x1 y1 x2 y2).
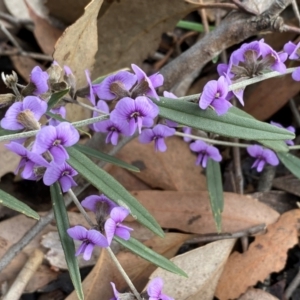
128 190 279 234
238 288 279 300
0 141 20 178
10 56 43 83
46 0 90 25
53 0 103 122
107 165 151 191
92 0 197 76
148 239 236 300
66 232 192 300
117 137 207 191
215 209 300 300
26 2 63 56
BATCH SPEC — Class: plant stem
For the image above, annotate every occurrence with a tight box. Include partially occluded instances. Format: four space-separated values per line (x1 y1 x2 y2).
0 114 109 142
288 145 300 149
75 100 108 114
67 189 94 227
175 67 297 102
106 247 142 300
174 131 251 147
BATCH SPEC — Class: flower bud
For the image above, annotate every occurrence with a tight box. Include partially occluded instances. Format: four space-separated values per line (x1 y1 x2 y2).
0 93 16 108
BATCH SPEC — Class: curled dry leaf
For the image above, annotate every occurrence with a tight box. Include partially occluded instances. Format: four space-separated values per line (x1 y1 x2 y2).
92 0 198 76
238 288 279 300
26 2 63 56
66 232 192 300
148 239 236 300
129 190 279 234
53 0 103 122
117 137 207 191
215 209 300 300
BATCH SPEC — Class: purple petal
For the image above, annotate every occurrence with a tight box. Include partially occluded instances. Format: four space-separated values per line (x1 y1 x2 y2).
163 91 177 99
21 161 35 179
33 126 57 153
206 145 222 162
292 67 300 81
182 127 192 142
110 282 119 299
50 145 69 164
190 140 208 153
256 159 266 172
43 164 61 186
110 97 135 123
156 138 167 152
232 88 245 106
23 96 47 120
87 229 108 248
247 145 263 158
195 153 204 166
85 70 95 105
217 63 229 76
56 122 79 147
147 277 163 298
201 154 209 168
149 73 164 88
5 142 27 156
81 194 117 212
165 119 178 128
75 242 87 257
139 129 154 144
83 243 95 260
199 80 218 110
110 207 130 223
115 227 131 240
263 149 279 166
67 225 88 241
1 102 24 130
211 98 232 116
104 218 117 245
110 131 119 145
152 124 175 138
59 175 77 192
30 66 49 95
64 66 72 76
216 76 228 97
284 41 297 55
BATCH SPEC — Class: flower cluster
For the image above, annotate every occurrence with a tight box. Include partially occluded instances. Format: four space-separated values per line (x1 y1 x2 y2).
67 194 133 260
111 277 174 300
2 65 80 192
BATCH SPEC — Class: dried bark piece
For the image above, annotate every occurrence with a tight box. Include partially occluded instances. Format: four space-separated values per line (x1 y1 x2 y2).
129 190 279 234
272 175 300 197
215 209 300 300
148 239 236 300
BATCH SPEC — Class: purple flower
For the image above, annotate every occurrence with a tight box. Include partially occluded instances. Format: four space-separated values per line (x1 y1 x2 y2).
85 70 97 105
110 96 159 135
283 41 300 81
247 145 279 172
104 207 133 245
139 124 175 152
147 277 174 300
1 96 47 130
67 225 108 260
33 122 79 164
90 100 110 131
94 119 130 145
199 76 232 115
223 39 287 104
131 64 163 100
190 140 222 168
110 282 120 300
94 71 136 101
182 126 192 142
81 194 117 214
49 106 66 126
270 121 295 146
30 66 49 95
43 162 78 192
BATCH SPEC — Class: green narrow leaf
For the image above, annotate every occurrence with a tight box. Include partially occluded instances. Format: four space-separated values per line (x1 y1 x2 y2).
115 236 187 277
67 147 164 237
155 97 293 152
176 20 214 32
74 144 139 172
0 189 39 220
278 152 300 179
206 160 223 233
47 89 70 111
229 107 288 152
0 127 20 136
50 183 83 300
